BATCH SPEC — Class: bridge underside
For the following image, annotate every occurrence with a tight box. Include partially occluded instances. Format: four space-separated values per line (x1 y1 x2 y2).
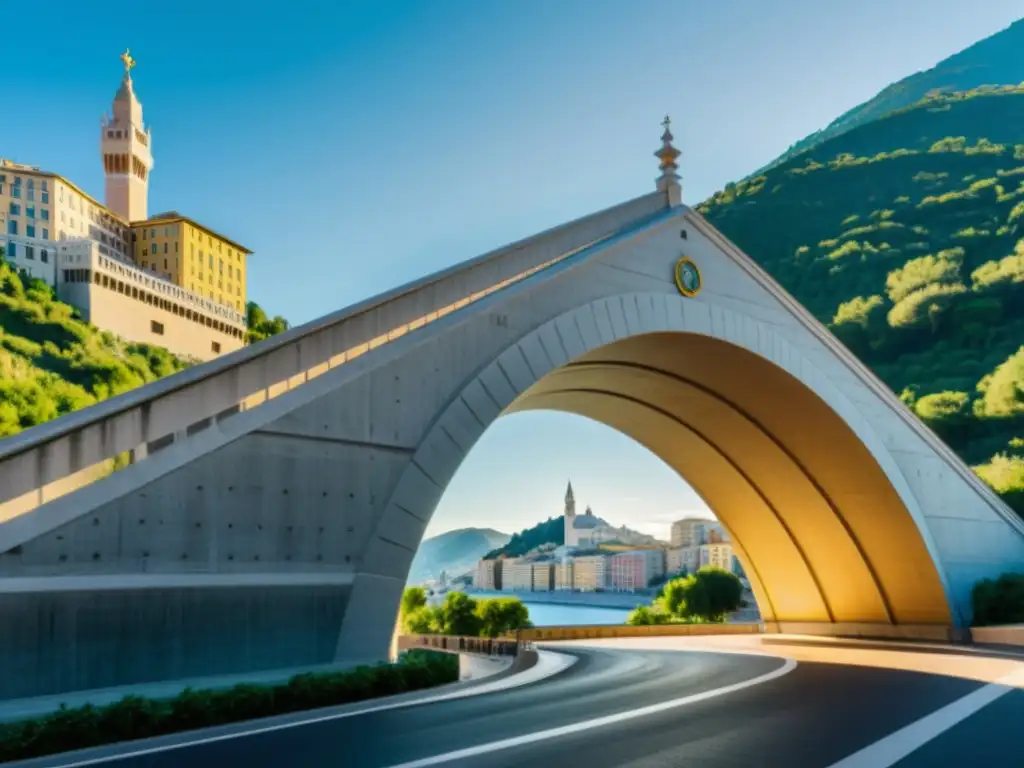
507 332 952 627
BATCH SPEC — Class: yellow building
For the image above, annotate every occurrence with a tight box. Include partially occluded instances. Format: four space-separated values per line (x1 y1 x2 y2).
131 213 251 313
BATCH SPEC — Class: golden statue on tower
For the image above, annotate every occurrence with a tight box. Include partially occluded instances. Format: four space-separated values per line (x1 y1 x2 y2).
120 49 136 75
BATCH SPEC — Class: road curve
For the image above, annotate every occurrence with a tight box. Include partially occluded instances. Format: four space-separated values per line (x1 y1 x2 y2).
14 639 1024 768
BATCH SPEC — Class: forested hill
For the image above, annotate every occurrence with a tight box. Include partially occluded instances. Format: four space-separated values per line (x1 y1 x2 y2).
763 17 1024 172
697 85 1024 514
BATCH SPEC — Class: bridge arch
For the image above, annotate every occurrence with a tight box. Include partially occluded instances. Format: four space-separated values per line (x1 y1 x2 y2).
345 291 958 656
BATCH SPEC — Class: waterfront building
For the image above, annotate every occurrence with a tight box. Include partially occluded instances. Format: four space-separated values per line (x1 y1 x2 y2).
473 559 503 591
502 560 534 592
572 555 608 591
1 49 251 361
554 559 573 590
532 562 554 591
609 549 665 591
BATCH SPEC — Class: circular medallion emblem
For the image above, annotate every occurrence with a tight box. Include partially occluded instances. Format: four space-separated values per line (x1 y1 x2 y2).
674 257 702 297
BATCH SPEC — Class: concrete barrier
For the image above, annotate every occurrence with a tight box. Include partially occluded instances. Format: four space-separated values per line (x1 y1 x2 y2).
970 624 1024 646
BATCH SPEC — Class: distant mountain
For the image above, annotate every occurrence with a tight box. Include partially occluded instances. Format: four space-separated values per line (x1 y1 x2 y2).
761 17 1024 173
484 515 660 560
409 527 509 583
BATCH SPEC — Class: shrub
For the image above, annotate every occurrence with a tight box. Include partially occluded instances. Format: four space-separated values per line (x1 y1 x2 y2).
972 573 1024 626
0 651 457 763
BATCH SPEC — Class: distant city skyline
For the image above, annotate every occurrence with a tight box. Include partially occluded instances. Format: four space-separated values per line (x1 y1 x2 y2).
6 1 1021 540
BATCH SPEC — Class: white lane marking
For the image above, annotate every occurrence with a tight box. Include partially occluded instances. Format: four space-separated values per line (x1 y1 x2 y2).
382 656 799 768
826 663 1024 768
47 651 577 768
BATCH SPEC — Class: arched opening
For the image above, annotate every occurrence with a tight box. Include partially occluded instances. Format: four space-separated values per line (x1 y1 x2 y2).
498 331 952 627
341 294 963 662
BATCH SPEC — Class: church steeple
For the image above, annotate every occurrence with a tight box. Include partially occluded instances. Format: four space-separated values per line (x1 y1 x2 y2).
101 48 153 222
563 480 577 549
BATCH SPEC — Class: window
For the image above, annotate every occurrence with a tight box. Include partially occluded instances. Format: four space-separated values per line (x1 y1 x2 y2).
6 243 15 258
211 341 221 354
8 203 19 215
27 189 35 202
7 221 17 235
149 228 155 238
150 320 164 335
141 229 146 240
26 225 35 238
11 185 19 199
151 244 157 255
40 209 49 221
163 259 168 269
163 242 168 254
41 228 49 240
41 192 48 204
40 249 49 264
26 206 35 219
25 246 34 260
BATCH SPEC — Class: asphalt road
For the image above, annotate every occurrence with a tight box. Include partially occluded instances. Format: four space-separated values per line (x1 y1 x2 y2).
15 642 1024 768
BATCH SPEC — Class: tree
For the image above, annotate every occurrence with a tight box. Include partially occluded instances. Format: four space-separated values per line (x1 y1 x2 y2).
636 567 744 625
679 568 745 622
401 586 427 616
434 592 483 637
475 598 531 637
245 301 290 345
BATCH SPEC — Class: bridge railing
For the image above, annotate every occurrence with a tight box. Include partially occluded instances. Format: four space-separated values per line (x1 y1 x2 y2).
0 191 669 523
397 633 525 657
511 622 764 643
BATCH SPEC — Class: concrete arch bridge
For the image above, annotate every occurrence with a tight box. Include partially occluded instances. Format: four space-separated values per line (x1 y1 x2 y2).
0 125 1022 700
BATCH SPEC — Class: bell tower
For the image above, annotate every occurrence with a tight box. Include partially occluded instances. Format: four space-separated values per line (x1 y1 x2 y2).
563 480 577 548
101 49 153 222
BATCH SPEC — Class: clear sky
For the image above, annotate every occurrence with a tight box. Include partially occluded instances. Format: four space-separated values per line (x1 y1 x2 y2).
5 0 1022 540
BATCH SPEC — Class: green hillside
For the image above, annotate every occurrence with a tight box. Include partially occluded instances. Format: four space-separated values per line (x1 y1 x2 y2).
0 257 189 438
697 85 1024 514
0 252 287 440
763 18 1024 172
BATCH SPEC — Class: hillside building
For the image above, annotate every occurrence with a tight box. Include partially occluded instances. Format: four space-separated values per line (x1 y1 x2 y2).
0 49 251 361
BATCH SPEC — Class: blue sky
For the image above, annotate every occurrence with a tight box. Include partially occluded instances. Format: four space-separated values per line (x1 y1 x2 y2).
5 1 1022 539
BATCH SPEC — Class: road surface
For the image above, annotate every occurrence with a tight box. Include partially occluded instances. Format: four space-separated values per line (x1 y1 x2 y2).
14 636 1024 767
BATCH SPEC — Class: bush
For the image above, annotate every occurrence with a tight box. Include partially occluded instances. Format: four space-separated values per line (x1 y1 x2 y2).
398 587 532 638
0 650 457 763
972 572 1024 626
625 567 744 625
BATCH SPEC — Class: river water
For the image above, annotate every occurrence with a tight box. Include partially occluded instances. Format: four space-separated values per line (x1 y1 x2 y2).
522 602 631 626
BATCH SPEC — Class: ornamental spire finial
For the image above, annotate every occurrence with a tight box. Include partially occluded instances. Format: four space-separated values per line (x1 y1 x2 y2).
655 115 682 206
120 49 136 77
